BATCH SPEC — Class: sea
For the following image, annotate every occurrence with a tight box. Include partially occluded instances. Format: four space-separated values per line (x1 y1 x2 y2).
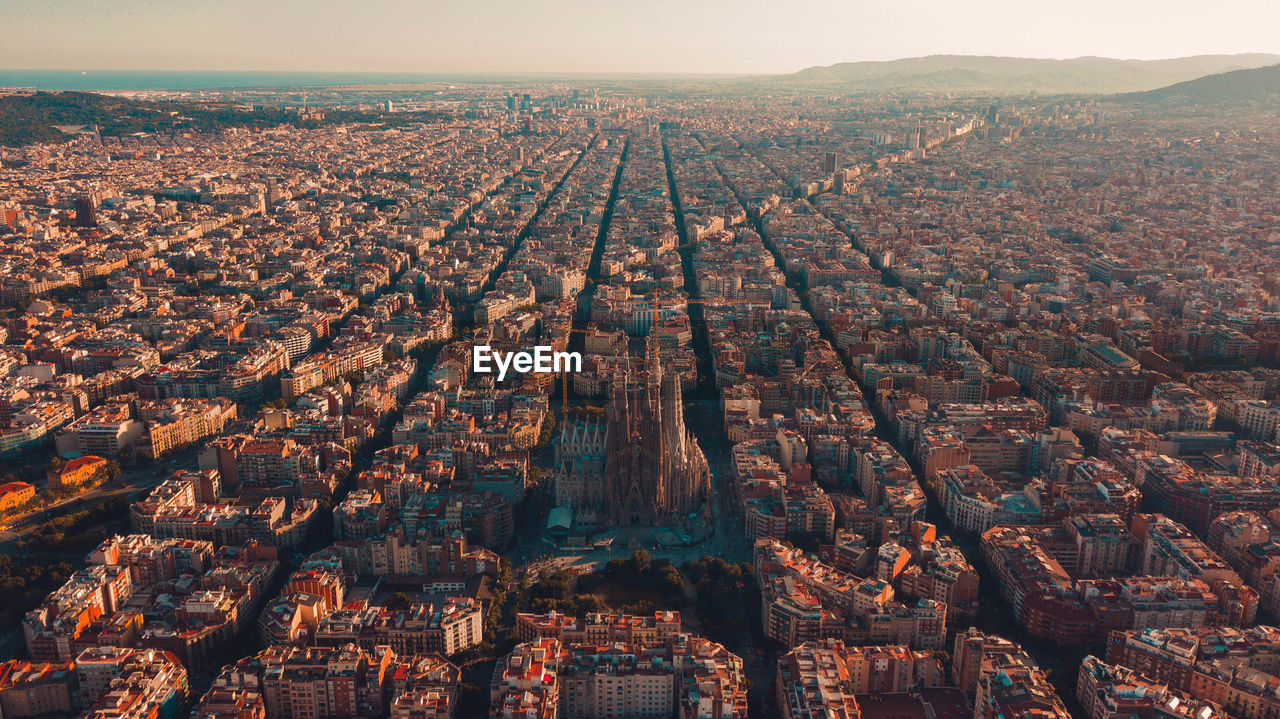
0 70 535 91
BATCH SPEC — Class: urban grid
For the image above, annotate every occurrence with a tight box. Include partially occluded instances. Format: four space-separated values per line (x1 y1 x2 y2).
1 43 1280 719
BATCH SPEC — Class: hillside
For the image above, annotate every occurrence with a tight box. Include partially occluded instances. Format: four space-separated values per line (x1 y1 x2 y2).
765 53 1280 95
0 91 283 146
0 91 418 147
1118 63 1280 105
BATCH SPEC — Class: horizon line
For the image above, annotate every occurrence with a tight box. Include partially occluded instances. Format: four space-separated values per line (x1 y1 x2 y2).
4 51 1280 82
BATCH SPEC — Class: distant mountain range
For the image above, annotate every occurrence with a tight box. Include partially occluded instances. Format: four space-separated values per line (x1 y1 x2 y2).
766 54 1280 94
3 56 1279 147
1119 63 1280 104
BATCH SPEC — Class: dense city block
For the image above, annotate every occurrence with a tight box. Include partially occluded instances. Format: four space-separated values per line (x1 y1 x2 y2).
1 66 1280 719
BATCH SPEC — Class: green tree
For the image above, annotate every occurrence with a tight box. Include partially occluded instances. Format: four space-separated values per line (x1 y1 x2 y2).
627 549 651 574
384 592 413 611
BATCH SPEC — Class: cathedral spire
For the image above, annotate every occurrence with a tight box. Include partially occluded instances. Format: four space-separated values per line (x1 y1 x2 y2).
557 342 707 528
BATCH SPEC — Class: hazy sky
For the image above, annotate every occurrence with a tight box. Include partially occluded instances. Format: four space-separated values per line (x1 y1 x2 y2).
4 0 1279 75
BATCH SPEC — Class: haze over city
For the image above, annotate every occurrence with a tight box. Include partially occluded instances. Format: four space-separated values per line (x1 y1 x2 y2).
3 0 1280 74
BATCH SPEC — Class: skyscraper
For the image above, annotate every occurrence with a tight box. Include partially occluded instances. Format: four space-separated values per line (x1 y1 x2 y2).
74 195 97 228
908 125 924 150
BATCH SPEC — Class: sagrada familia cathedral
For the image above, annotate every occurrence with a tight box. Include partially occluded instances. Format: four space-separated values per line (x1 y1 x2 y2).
554 341 709 527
